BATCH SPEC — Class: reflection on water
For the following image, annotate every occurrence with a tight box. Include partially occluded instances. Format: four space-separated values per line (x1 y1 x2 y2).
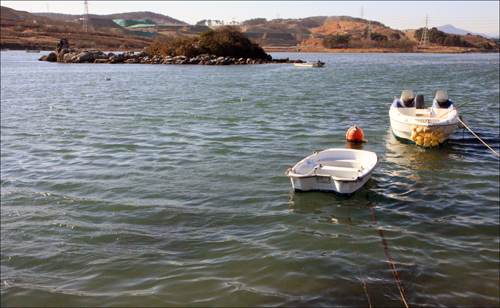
384 130 464 172
288 192 344 215
287 190 418 308
345 141 364 150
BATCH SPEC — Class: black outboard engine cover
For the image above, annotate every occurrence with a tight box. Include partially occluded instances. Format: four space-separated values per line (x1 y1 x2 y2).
403 97 414 107
415 95 425 109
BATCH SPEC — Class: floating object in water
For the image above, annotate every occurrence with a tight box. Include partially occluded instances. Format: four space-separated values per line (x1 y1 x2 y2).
293 60 325 67
390 89 461 147
285 148 379 196
105 77 111 81
346 126 364 143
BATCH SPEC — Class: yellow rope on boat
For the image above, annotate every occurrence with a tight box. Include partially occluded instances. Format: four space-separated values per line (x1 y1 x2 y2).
456 116 500 157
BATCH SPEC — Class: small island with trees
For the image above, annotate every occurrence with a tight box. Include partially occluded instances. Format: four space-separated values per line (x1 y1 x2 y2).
39 27 303 65
145 26 271 60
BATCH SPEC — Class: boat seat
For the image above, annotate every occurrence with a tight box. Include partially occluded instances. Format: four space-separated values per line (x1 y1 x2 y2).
320 165 359 172
433 90 453 108
401 89 415 107
415 94 425 109
316 165 360 179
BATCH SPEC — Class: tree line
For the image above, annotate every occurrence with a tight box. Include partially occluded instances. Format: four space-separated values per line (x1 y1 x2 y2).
322 32 414 50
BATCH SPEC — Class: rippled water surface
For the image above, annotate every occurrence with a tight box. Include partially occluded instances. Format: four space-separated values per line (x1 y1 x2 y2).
1 51 499 307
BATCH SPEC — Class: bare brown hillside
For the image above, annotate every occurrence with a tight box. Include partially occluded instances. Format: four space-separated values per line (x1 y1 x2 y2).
311 20 406 38
1 7 497 53
290 20 498 53
1 6 154 50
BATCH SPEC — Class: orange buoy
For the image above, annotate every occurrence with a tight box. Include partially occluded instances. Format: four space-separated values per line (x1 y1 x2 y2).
346 126 364 142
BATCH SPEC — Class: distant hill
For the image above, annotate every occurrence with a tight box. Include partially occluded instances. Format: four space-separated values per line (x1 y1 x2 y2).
238 16 404 47
1 6 76 26
35 11 187 25
437 24 499 39
1 6 156 50
1 6 497 52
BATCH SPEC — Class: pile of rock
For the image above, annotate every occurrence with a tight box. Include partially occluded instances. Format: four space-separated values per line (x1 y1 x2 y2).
39 48 299 65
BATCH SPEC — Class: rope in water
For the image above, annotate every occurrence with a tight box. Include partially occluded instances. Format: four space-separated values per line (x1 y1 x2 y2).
347 206 372 308
369 206 410 308
436 100 498 157
456 116 500 157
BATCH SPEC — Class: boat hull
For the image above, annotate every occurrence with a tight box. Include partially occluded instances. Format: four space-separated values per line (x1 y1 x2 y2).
286 149 379 196
389 106 459 146
289 173 375 196
293 62 324 68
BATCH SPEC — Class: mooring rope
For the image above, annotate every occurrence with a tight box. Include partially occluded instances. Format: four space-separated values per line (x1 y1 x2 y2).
436 100 499 157
455 116 500 157
439 101 472 118
347 206 372 308
369 206 410 308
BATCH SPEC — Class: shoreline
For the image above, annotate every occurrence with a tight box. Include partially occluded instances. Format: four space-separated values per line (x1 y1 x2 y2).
263 47 499 54
7 45 497 55
5 44 498 55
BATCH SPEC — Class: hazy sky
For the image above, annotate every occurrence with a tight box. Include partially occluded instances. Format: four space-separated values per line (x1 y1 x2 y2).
3 1 499 35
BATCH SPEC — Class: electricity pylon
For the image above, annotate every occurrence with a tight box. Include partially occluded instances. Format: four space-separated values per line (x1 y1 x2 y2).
83 1 92 33
420 14 429 45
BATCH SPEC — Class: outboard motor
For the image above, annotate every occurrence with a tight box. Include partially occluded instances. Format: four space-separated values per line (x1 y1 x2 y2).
433 90 453 108
415 94 425 109
401 89 415 107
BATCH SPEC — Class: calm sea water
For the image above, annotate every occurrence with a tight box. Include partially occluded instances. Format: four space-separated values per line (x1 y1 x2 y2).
1 51 499 307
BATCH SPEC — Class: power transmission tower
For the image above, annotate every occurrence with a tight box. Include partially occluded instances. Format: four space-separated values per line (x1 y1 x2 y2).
361 7 371 40
83 0 92 33
420 14 429 45
368 20 371 40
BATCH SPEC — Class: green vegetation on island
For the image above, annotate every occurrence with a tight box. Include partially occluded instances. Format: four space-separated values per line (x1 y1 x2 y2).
146 26 271 60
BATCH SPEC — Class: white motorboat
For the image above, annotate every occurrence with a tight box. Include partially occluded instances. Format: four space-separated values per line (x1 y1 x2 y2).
389 89 461 147
285 149 379 196
294 60 325 68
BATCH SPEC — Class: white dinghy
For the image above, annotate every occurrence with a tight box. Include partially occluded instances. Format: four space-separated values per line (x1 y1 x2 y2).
285 149 379 196
293 60 325 68
389 89 461 147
